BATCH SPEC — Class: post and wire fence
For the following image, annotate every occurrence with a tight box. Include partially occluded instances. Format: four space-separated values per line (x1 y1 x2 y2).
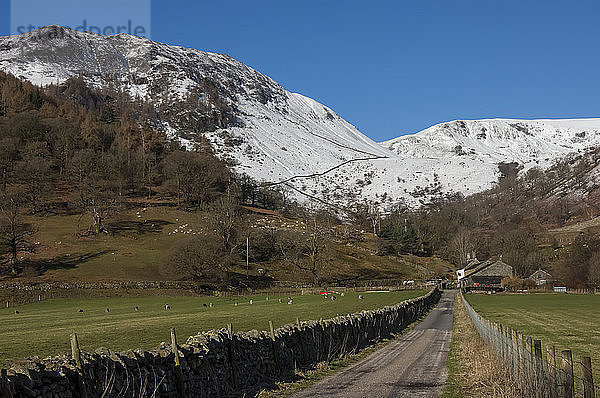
461 293 599 398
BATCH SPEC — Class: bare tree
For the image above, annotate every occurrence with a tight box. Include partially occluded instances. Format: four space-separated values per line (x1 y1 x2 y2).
84 191 122 235
162 236 231 285
366 201 382 235
450 229 476 266
164 150 231 208
0 138 18 192
587 252 600 288
68 149 122 235
207 190 244 254
278 219 332 286
351 200 382 235
0 194 37 274
15 141 53 213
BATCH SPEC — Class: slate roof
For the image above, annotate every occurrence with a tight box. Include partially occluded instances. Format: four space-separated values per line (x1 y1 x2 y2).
465 260 512 278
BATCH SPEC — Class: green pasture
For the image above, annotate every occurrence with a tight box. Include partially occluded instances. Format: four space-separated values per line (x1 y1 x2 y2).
0 289 427 368
466 293 600 380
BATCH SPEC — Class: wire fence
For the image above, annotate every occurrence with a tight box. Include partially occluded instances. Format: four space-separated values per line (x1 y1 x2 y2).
461 293 599 398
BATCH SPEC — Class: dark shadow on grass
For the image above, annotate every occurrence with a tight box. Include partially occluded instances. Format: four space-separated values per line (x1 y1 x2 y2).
107 219 173 235
29 250 112 275
227 272 276 290
176 272 277 293
326 269 409 286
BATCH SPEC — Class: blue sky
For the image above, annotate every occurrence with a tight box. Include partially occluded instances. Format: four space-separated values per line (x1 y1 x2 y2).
1 1 599 141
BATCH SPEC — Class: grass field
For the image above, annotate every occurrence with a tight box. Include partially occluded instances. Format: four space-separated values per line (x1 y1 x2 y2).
466 293 600 380
0 289 427 368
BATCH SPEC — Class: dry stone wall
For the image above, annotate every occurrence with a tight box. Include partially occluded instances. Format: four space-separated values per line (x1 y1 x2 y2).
1 288 441 398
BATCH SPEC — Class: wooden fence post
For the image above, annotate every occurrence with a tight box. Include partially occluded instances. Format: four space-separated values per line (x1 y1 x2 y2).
268 320 280 370
70 332 88 398
524 336 533 386
498 324 504 360
505 327 511 372
269 320 275 340
533 340 543 391
511 329 518 379
561 350 574 398
533 340 542 360
517 332 524 381
227 323 237 390
501 325 508 367
170 328 185 398
580 356 594 398
546 345 557 394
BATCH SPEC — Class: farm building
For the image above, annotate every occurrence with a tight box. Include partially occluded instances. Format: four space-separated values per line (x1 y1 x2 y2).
528 269 553 286
460 259 513 291
456 256 481 280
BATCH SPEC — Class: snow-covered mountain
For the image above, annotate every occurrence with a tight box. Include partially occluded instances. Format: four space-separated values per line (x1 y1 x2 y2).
1 26 599 207
384 118 600 167
377 118 600 203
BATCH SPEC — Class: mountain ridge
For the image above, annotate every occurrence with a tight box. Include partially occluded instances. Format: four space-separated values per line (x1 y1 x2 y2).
1 26 599 207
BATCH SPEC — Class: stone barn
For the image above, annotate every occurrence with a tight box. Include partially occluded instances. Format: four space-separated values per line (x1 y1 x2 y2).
461 259 513 291
528 269 553 286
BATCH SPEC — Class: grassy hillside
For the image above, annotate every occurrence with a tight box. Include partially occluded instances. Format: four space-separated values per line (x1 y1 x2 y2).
3 205 452 285
0 289 427 367
20 206 196 281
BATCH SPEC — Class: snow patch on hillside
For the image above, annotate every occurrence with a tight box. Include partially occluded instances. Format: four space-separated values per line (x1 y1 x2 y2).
1 26 599 207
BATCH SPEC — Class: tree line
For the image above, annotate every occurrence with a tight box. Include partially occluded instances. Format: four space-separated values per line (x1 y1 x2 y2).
372 149 600 288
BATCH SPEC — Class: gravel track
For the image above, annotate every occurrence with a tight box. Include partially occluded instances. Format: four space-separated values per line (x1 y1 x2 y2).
292 290 455 398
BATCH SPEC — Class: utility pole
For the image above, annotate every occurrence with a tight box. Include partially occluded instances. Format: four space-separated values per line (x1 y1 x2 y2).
246 236 249 280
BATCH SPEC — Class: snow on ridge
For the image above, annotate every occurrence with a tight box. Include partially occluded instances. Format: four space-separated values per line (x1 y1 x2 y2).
2 26 600 207
383 118 600 164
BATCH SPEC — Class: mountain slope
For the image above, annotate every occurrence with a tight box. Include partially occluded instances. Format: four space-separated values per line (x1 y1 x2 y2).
383 118 600 166
1 26 599 207
376 118 600 204
0 26 393 200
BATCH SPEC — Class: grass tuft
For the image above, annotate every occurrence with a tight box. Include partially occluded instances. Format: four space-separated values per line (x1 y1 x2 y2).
442 293 523 398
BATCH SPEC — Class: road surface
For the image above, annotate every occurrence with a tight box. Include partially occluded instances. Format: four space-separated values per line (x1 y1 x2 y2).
292 290 455 398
